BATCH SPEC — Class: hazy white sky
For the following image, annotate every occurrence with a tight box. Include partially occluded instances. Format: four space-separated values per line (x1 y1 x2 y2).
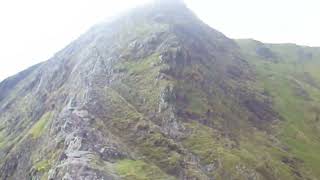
0 0 319 81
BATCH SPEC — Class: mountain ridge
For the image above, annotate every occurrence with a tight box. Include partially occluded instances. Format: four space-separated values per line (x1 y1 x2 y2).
0 1 320 180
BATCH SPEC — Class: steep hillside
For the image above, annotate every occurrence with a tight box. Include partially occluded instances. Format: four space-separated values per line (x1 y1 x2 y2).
0 1 319 179
237 39 320 179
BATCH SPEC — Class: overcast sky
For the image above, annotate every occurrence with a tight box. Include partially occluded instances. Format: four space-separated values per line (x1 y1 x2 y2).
0 0 319 81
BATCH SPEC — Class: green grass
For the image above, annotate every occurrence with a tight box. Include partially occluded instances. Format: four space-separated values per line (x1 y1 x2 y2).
112 52 173 114
115 159 175 180
102 84 184 175
29 112 52 139
34 159 50 172
182 122 262 179
182 122 218 164
137 132 183 174
237 39 320 178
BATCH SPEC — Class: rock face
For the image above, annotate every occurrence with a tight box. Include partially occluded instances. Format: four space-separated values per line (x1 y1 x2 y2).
1 1 320 180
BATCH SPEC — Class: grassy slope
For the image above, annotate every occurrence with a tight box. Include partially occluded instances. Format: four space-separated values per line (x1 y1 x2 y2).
108 37 309 178
105 23 320 178
237 39 320 179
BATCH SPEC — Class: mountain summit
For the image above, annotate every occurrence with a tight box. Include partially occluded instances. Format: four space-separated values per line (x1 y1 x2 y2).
1 1 320 180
